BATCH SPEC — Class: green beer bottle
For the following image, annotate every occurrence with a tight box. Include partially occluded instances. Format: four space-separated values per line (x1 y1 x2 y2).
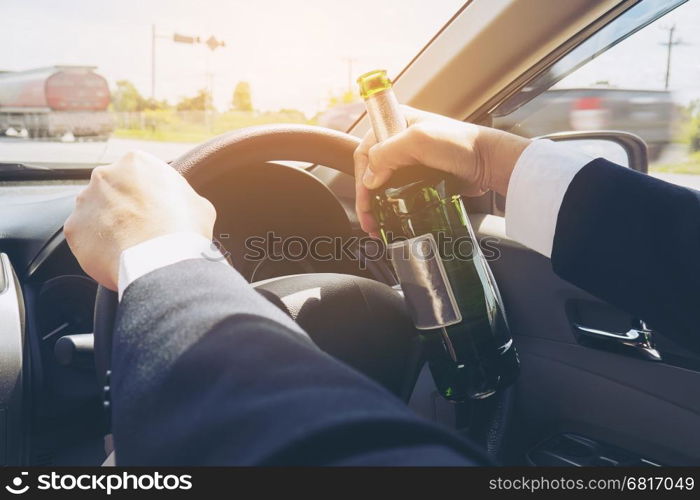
357 70 519 400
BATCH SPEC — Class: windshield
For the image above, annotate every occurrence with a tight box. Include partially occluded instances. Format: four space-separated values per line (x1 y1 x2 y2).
0 0 464 168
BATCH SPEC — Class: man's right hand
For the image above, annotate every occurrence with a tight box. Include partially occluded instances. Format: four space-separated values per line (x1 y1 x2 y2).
353 105 530 237
64 151 216 291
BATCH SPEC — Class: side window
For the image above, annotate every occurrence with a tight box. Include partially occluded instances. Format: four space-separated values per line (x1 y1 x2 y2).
493 0 699 189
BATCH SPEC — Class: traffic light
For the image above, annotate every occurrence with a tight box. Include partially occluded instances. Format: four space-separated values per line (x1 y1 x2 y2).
173 33 201 44
205 35 225 51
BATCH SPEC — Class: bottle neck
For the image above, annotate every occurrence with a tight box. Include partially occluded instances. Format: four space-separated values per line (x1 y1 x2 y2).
363 89 405 142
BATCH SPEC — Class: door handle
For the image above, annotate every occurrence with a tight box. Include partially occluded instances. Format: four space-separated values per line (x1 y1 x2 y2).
574 322 662 361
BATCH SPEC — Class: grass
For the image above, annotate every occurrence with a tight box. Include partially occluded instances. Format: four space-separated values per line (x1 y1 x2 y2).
650 151 700 174
113 128 210 143
112 109 314 143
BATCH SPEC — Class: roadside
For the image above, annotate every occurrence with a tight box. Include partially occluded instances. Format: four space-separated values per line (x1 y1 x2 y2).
649 143 700 189
112 109 313 144
0 136 195 165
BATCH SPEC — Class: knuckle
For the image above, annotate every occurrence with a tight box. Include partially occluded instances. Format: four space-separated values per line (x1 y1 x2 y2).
122 151 138 163
118 151 144 172
91 165 109 182
130 150 153 167
63 217 76 240
367 146 384 168
408 123 428 139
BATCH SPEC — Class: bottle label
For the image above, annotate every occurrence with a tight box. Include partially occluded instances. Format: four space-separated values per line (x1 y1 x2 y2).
387 233 462 330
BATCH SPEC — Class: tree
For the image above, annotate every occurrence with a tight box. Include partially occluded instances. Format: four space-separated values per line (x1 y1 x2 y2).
232 81 253 112
143 97 171 111
111 80 146 112
176 89 214 111
327 90 358 109
111 80 170 112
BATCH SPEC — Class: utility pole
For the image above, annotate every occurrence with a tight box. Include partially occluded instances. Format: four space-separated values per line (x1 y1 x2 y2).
342 57 358 94
659 24 683 90
151 24 156 99
203 36 225 113
151 25 172 100
150 26 211 100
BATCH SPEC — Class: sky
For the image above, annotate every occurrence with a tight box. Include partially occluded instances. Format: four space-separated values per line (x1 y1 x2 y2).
1 0 464 114
559 0 700 105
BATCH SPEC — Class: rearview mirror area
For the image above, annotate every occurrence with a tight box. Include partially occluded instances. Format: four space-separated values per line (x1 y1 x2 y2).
535 130 649 173
490 130 649 216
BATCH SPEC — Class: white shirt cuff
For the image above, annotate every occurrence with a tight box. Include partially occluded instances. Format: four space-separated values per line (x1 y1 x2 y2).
505 139 594 258
118 232 228 300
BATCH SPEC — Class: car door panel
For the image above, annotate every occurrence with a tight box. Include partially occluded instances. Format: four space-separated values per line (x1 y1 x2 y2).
472 214 700 465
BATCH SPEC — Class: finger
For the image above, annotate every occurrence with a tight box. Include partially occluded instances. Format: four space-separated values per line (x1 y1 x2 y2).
354 131 380 235
355 183 379 236
363 128 424 189
107 150 182 192
353 130 376 183
358 109 423 190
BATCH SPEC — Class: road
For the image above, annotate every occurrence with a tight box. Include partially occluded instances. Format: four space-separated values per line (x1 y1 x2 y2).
650 172 700 189
0 136 195 165
1 135 700 190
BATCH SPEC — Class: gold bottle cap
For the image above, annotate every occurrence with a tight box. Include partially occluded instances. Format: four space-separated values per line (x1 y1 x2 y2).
357 69 392 99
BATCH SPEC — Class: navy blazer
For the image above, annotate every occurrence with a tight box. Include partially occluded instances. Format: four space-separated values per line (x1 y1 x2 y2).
552 159 700 355
111 259 483 465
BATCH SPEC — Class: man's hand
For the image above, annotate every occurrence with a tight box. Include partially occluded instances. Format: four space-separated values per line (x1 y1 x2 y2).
354 106 530 236
64 151 216 291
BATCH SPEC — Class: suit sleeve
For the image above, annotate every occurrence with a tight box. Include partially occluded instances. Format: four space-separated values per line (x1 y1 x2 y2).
111 258 485 465
551 158 700 354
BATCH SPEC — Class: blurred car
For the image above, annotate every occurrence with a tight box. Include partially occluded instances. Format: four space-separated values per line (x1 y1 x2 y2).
494 86 674 160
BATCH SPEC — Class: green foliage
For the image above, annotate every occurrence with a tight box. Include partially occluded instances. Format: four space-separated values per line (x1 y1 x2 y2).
176 89 214 112
689 119 700 152
650 151 700 174
274 108 307 122
686 100 700 152
111 80 170 112
231 81 253 112
327 90 359 108
143 97 171 111
111 80 145 112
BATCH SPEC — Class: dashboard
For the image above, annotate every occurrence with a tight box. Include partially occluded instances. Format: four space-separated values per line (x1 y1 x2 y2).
0 161 374 465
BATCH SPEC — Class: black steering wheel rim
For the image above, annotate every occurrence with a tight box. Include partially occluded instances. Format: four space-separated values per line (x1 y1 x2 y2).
93 124 360 388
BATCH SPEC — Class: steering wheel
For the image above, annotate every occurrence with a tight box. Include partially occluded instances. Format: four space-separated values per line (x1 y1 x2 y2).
92 124 513 461
93 124 422 398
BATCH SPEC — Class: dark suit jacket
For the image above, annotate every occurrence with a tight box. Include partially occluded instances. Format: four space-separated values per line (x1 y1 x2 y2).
111 259 483 465
552 159 700 355
112 158 700 465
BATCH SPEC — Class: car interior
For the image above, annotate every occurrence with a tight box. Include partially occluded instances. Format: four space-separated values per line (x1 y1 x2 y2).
1 0 699 467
